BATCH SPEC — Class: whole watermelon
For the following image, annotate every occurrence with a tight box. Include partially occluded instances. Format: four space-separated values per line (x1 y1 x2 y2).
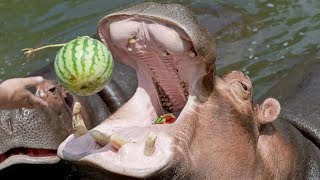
54 36 113 96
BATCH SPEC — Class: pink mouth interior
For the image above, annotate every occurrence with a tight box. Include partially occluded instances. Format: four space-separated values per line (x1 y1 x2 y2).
58 15 209 178
0 148 56 163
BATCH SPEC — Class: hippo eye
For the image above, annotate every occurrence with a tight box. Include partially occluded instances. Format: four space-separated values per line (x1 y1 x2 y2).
48 87 56 92
240 82 248 91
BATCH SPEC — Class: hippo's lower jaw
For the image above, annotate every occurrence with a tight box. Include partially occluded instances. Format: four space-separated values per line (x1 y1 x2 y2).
57 7 213 178
0 148 59 170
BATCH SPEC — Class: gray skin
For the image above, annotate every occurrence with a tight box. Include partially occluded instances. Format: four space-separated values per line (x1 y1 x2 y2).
260 57 320 179
0 60 137 171
57 2 302 179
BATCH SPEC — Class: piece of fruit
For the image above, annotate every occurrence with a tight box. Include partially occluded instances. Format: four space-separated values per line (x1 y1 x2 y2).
54 36 114 96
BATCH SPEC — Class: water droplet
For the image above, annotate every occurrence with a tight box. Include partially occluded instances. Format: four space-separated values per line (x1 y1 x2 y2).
283 42 288 46
45 58 50 62
252 27 258 32
251 41 257 45
266 3 274 8
254 57 259 60
249 55 254 59
299 32 305 36
248 48 254 52
26 72 31 75
280 56 285 59
245 71 250 75
266 45 270 48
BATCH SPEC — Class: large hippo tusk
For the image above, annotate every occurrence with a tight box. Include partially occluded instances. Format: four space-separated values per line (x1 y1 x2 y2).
72 102 88 137
144 132 157 156
109 135 129 150
90 130 110 146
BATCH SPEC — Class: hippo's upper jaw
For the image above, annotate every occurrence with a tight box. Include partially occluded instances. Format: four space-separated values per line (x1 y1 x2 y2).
0 81 74 170
58 2 215 178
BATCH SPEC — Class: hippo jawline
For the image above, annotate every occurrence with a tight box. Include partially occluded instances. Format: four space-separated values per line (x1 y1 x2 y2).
58 11 212 178
0 148 59 170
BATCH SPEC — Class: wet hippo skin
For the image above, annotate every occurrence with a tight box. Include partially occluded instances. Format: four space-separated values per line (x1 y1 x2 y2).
261 58 320 179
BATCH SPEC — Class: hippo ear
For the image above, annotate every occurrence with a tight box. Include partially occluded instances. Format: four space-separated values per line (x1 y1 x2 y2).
257 98 281 125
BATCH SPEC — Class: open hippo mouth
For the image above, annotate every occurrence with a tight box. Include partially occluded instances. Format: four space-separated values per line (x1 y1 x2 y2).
58 2 215 178
0 83 75 170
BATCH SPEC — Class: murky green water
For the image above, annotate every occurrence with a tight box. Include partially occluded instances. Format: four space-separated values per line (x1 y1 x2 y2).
1 0 320 100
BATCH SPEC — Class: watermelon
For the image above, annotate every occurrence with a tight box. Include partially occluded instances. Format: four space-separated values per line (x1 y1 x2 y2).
54 36 114 96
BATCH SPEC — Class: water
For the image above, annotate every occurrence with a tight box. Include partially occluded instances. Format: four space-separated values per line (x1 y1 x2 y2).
0 0 319 177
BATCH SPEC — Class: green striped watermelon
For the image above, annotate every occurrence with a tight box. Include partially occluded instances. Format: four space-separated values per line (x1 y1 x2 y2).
54 36 113 96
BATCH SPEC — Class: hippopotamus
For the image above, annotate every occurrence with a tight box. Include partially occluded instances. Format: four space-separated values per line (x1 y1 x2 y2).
56 2 293 179
0 59 137 172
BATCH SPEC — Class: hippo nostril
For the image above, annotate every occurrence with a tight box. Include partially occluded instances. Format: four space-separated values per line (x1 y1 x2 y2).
64 93 74 108
48 87 56 92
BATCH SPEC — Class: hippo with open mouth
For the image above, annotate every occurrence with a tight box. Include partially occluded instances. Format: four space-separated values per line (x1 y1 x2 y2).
56 2 320 180
57 2 295 179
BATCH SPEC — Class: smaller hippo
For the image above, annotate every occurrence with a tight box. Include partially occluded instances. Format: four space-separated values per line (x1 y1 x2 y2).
0 78 108 170
0 59 137 172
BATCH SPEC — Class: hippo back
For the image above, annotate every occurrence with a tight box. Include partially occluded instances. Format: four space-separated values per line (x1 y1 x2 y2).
261 58 320 179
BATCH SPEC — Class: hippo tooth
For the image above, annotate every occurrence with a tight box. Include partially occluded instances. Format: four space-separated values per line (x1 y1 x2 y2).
90 130 110 146
128 38 136 44
110 134 129 150
72 102 88 138
73 102 81 115
188 50 196 57
144 132 157 156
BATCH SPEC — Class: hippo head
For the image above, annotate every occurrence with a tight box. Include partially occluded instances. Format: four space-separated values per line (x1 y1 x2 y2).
0 80 75 170
58 2 289 179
